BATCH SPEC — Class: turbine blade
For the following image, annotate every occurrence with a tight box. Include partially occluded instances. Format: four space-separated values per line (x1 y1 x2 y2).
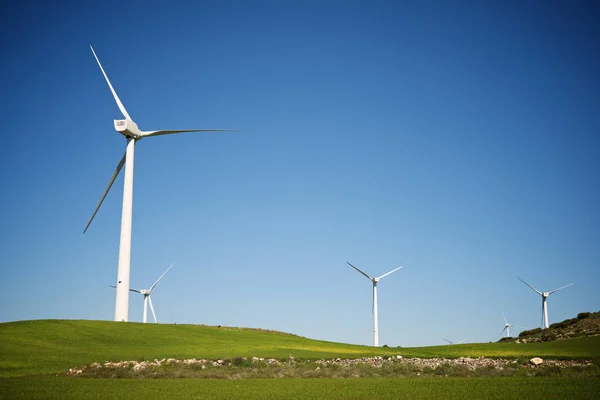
516 276 543 296
442 338 454 345
503 314 508 324
377 266 403 280
149 262 175 292
90 46 131 120
346 262 372 281
548 283 574 295
140 129 238 138
83 151 126 233
458 337 468 344
111 285 140 293
497 327 507 339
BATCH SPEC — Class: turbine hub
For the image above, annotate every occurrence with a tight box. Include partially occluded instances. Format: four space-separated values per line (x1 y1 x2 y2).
140 289 149 295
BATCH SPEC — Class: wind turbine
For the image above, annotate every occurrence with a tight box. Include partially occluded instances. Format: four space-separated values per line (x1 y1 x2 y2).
497 314 524 339
85 46 235 322
112 262 175 323
517 277 574 329
346 262 402 347
442 337 468 345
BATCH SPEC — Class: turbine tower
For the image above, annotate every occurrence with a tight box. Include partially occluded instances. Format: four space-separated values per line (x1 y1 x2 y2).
517 277 574 329
85 46 236 322
346 262 402 347
112 262 175 323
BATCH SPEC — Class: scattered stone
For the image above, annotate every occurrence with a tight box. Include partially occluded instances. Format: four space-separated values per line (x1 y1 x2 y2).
530 357 544 366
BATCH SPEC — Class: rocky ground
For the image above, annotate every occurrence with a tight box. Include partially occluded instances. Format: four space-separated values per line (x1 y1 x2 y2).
65 355 596 379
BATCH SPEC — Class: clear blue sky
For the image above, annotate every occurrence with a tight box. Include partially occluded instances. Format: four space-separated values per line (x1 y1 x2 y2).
0 0 598 347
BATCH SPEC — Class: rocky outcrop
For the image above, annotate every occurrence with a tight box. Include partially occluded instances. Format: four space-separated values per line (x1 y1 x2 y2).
513 311 600 343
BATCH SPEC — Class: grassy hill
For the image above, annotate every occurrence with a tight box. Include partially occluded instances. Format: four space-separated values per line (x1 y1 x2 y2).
0 320 382 377
1 319 599 377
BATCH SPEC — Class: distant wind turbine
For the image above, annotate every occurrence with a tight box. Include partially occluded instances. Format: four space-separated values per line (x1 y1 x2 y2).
85 46 236 322
111 262 175 323
346 262 402 347
498 314 524 339
517 277 573 329
442 337 468 345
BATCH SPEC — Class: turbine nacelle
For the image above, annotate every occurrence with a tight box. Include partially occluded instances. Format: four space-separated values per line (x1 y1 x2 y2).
114 119 142 139
140 289 150 296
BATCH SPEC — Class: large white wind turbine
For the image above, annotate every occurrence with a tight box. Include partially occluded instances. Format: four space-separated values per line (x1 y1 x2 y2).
346 262 402 347
517 277 574 329
85 46 235 322
498 314 524 339
112 262 175 323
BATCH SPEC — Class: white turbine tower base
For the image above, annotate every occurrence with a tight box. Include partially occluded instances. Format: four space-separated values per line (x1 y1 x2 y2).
85 46 236 322
517 277 574 329
111 262 175 323
347 262 402 347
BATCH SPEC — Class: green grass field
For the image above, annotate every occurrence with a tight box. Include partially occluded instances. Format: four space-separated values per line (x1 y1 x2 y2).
1 319 599 399
2 376 599 400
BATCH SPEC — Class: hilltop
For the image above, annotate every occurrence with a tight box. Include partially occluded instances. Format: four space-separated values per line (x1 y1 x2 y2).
501 311 600 343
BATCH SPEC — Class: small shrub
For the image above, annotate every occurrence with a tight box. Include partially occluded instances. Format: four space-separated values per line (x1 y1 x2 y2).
549 318 578 329
519 327 541 337
229 357 251 367
540 331 557 342
577 312 591 320
532 365 562 377
473 365 500 377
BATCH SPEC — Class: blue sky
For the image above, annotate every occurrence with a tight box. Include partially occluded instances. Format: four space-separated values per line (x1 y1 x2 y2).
0 0 598 347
